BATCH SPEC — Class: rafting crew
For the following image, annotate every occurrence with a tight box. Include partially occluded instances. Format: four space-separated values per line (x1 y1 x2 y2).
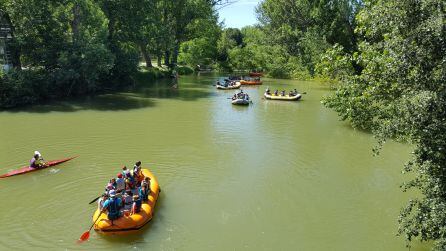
99 161 153 220
268 89 299 96
30 151 46 168
232 90 249 100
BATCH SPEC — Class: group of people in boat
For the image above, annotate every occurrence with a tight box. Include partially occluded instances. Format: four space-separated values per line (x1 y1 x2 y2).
98 161 152 220
265 88 300 97
232 90 250 100
216 79 238 88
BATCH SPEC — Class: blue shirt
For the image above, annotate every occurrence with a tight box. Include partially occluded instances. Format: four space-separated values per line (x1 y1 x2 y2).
103 197 122 218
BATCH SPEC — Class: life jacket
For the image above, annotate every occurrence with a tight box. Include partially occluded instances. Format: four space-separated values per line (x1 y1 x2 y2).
132 199 142 213
106 198 120 219
125 178 135 190
139 187 149 201
30 158 37 168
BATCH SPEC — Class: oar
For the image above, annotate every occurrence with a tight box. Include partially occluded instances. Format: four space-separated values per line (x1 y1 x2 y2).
89 196 101 205
78 209 104 242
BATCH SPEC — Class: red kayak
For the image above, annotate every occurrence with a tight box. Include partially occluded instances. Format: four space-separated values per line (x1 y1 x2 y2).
0 156 78 178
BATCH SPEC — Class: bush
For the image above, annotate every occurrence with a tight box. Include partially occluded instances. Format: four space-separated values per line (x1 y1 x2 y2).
133 67 170 83
0 69 48 108
176 66 194 75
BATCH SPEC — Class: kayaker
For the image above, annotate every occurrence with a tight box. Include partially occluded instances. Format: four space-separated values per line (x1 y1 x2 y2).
131 195 142 215
102 190 123 220
116 173 125 192
30 151 45 169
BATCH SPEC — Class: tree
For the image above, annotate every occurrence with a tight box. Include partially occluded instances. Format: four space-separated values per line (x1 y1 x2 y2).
256 0 361 74
323 0 446 249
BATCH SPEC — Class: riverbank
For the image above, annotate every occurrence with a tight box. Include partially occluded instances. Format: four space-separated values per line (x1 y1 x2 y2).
0 66 189 109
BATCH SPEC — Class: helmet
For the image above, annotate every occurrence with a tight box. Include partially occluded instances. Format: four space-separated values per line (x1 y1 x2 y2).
109 190 116 197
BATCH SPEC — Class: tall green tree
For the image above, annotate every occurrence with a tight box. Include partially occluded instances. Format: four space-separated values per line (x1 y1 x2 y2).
324 0 446 249
256 0 361 74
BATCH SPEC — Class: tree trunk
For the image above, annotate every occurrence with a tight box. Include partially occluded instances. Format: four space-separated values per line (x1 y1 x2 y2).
171 42 180 66
157 52 162 67
164 50 170 66
139 42 152 67
71 3 81 43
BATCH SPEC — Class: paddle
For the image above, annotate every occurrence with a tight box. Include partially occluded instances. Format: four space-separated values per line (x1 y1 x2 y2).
89 196 101 205
78 209 104 242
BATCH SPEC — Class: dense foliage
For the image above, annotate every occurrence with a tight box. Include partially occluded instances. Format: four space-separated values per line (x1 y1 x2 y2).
323 0 446 249
0 0 220 108
213 0 361 79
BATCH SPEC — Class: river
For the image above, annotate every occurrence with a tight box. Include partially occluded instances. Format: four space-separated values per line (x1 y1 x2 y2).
0 74 427 250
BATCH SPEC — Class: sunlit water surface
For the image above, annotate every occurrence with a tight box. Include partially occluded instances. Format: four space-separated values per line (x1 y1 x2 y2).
0 74 427 250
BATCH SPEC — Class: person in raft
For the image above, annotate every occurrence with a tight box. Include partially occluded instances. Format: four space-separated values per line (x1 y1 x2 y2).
102 190 122 220
122 166 130 177
131 194 142 215
116 173 125 193
122 190 133 211
30 151 45 168
139 179 150 202
98 193 109 211
133 161 142 181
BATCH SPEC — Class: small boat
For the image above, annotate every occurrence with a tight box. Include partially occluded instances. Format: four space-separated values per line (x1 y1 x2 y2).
240 79 262 85
216 81 241 90
249 72 263 77
93 168 160 234
264 92 302 101
0 156 78 178
231 93 251 105
232 98 250 105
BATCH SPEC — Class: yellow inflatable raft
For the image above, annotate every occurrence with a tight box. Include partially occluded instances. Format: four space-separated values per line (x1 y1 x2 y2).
264 92 302 101
93 168 160 234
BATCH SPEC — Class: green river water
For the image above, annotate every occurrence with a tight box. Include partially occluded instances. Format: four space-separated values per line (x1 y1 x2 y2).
0 74 428 250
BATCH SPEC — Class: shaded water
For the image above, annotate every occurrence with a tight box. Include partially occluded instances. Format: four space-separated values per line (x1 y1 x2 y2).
0 74 427 250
